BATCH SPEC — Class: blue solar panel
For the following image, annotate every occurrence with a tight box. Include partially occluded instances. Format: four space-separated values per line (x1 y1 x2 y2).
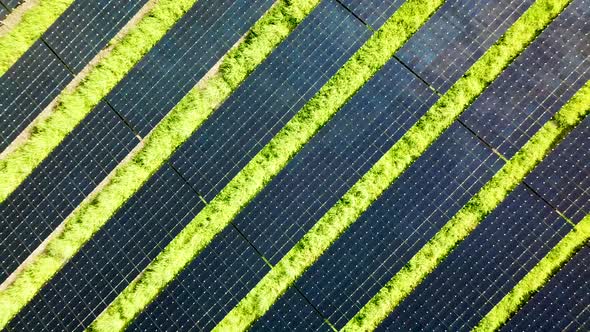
381 186 572 331
128 226 270 331
8 165 204 331
252 287 332 331
525 108 590 225
337 0 405 29
397 0 534 93
0 5 8 20
502 246 590 331
0 102 137 279
294 123 502 328
0 0 19 9
0 0 148 150
0 41 71 149
107 0 275 136
43 0 149 72
461 0 590 159
231 58 438 265
170 0 372 202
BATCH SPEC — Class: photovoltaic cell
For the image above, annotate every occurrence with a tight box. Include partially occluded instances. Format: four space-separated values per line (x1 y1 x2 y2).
0 0 19 10
0 0 148 150
171 0 371 202
231 58 437 265
0 41 71 149
295 123 502 328
128 226 271 331
502 246 590 331
8 166 204 331
0 102 137 280
43 0 149 72
396 0 534 93
0 5 8 20
381 186 572 331
526 116 589 224
461 0 590 159
337 0 405 29
107 0 275 136
252 287 332 331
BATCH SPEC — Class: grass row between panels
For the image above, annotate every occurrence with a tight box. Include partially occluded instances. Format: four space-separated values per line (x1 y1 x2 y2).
216 0 575 330
89 0 446 331
0 0 320 328
344 80 589 331
474 213 590 331
0 0 73 75
0 0 200 202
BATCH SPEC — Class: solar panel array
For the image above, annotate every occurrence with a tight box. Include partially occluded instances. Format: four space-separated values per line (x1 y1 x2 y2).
1 0 589 330
0 0 148 149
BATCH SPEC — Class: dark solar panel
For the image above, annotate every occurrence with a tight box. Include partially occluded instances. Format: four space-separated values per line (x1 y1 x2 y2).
107 0 275 136
170 0 372 202
502 246 590 331
525 109 590 225
231 58 438 265
0 102 138 279
0 0 19 9
381 186 572 331
461 0 590 159
337 0 405 29
295 123 502 328
0 0 148 150
0 5 8 20
128 226 270 331
0 41 71 149
252 287 332 331
396 0 534 93
8 165 204 331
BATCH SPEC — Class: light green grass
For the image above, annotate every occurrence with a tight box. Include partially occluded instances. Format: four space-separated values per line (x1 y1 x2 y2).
474 213 590 331
215 0 575 330
0 0 73 75
88 1 444 331
343 80 589 331
0 0 200 202
0 0 322 329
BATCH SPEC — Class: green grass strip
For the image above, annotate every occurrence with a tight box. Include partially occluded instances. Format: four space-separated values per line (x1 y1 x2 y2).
0 0 74 75
88 1 444 331
216 0 574 330
0 0 200 203
0 0 319 329
343 81 590 331
474 214 590 332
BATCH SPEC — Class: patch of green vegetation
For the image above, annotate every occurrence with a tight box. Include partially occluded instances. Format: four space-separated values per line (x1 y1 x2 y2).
213 0 576 330
0 0 322 329
86 1 445 331
0 0 199 202
474 213 590 332
0 0 73 75
344 80 589 331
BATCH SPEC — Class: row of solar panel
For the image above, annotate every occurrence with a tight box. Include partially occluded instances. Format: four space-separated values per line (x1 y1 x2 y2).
2 0 588 330
0 0 149 149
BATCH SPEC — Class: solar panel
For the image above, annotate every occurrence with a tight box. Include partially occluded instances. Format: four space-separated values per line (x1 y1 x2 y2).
0 0 148 149
461 0 590 159
502 246 589 331
337 0 405 29
0 102 138 279
0 41 71 149
525 116 590 224
128 226 270 331
0 0 19 9
8 165 204 331
381 185 572 331
396 0 534 93
106 0 275 136
170 0 372 202
252 287 332 331
0 5 8 20
231 58 438 265
294 123 502 328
